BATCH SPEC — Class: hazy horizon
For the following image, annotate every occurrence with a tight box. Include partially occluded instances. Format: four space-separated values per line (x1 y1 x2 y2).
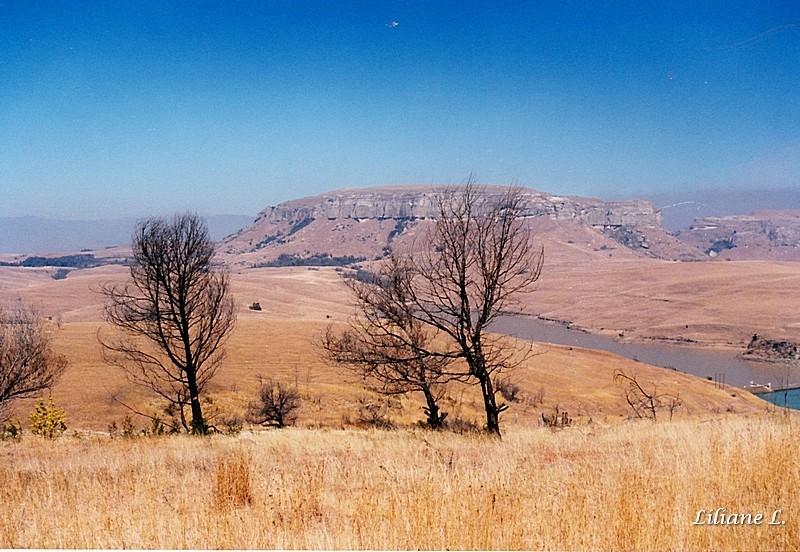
0 214 254 254
2 181 800 229
3 180 800 254
1 2 798 220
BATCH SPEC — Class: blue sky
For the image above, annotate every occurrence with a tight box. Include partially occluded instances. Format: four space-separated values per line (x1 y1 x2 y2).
1 1 798 220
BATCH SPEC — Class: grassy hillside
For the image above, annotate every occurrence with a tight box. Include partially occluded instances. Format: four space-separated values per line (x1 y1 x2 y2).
0 316 764 433
0 262 776 430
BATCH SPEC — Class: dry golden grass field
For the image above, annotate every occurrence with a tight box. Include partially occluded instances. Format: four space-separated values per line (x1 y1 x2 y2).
1 417 798 550
1 257 798 550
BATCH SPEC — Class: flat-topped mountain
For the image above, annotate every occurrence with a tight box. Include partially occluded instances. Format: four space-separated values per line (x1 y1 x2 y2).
255 186 660 225
221 185 707 266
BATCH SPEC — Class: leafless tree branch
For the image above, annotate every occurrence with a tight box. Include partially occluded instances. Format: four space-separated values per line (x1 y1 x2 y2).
100 213 236 434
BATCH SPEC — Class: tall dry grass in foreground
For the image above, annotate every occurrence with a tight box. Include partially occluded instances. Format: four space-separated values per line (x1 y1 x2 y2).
1 415 797 550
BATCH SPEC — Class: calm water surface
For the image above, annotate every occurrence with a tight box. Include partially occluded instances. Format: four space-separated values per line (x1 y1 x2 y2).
758 389 800 410
492 316 799 391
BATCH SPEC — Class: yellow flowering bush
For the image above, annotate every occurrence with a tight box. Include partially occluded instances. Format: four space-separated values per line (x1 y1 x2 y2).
28 396 67 439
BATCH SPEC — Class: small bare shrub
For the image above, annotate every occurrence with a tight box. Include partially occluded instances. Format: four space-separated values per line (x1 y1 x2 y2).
246 380 301 429
614 369 681 422
445 416 482 434
665 394 683 421
495 376 522 403
355 397 395 429
541 406 571 429
212 450 253 509
1 419 22 441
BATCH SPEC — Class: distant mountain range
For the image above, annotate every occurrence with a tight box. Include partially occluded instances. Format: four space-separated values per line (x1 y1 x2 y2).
0 215 254 254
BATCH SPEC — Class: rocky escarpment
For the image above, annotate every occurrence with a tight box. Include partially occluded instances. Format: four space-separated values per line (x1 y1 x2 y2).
677 210 800 260
222 185 705 265
254 186 662 228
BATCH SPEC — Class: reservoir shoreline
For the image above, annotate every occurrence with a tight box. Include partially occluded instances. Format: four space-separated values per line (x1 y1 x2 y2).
493 315 799 391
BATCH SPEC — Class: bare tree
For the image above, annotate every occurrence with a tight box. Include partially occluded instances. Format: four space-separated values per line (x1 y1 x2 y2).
322 257 457 429
326 182 543 436
614 369 682 422
413 183 544 435
246 379 301 428
664 394 683 421
101 213 236 434
0 301 68 422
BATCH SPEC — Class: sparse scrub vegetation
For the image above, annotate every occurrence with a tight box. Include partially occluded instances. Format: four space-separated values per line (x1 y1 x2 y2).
19 254 100 268
531 385 546 406
51 268 70 280
495 375 523 403
541 405 572 428
443 414 483 434
288 215 314 235
261 253 366 267
353 396 397 429
706 237 737 255
215 414 244 435
1 419 22 441
341 265 379 284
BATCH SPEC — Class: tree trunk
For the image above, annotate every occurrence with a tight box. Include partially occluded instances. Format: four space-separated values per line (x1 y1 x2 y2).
421 386 446 429
186 370 206 434
479 375 502 437
189 396 205 434
469 340 503 437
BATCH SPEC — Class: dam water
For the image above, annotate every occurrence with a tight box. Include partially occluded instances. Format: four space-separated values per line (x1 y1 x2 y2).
492 316 799 407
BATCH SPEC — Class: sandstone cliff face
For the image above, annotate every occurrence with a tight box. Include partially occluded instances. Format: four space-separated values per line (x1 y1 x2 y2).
253 187 663 229
677 210 800 260
221 185 704 266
